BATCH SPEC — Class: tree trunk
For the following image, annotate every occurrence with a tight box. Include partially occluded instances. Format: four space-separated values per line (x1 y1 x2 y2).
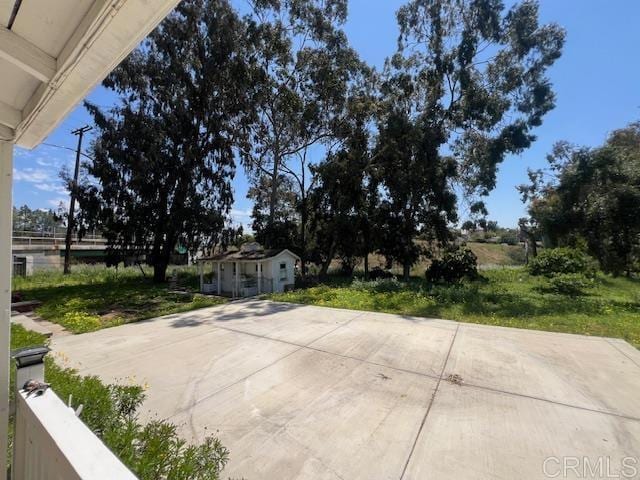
319 241 336 279
267 155 280 246
151 237 173 283
153 260 168 283
529 235 538 258
402 262 410 282
364 253 369 280
300 186 307 278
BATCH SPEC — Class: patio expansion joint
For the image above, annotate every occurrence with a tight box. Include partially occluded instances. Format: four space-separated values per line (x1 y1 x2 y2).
198 319 639 423
398 323 461 480
207 317 446 383
457 381 640 423
163 313 365 422
604 339 640 370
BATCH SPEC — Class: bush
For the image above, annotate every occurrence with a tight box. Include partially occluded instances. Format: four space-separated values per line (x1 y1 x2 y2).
425 248 478 283
528 247 593 277
368 267 394 280
499 234 518 245
45 358 229 480
546 273 594 296
8 323 229 480
295 275 321 289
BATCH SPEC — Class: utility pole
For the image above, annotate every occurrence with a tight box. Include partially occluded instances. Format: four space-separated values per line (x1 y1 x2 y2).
63 125 92 274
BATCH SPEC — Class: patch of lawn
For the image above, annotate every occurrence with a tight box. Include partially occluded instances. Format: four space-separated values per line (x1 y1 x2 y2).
270 268 640 348
12 265 226 333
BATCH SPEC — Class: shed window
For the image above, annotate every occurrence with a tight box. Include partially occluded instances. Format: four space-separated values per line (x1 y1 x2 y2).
279 262 287 280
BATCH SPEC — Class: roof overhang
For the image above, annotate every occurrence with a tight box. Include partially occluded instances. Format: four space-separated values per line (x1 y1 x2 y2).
0 0 181 148
198 249 302 263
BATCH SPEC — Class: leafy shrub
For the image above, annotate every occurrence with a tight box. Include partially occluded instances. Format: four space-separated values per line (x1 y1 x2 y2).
295 275 321 289
425 248 478 283
546 273 594 296
368 267 394 280
499 234 518 245
528 247 593 277
351 277 403 293
46 358 229 479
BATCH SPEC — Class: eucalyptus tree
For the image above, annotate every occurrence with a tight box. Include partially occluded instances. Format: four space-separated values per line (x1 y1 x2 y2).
78 0 256 282
375 0 564 279
240 0 365 247
308 110 375 277
519 123 640 276
248 173 299 251
374 110 458 280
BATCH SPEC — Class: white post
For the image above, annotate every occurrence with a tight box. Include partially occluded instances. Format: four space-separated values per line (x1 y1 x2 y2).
0 140 13 469
216 262 221 295
257 262 262 294
235 261 239 298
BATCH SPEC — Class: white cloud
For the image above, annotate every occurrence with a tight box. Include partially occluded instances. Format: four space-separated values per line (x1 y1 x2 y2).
13 167 52 183
34 183 68 195
35 156 63 168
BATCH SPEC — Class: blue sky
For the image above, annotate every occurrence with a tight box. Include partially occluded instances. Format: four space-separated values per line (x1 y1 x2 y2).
12 0 640 228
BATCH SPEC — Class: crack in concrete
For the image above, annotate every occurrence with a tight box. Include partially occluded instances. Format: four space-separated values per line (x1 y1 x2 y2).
399 323 460 480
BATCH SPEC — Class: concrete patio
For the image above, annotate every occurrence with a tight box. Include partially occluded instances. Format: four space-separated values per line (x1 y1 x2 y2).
51 300 640 480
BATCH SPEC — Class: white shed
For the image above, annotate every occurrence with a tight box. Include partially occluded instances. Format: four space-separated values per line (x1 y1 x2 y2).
197 243 299 298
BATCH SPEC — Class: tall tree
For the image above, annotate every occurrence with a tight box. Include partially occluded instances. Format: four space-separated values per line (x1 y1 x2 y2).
374 110 458 280
394 0 564 199
374 0 564 279
241 0 364 247
520 123 640 275
77 0 256 282
308 91 379 278
248 173 299 251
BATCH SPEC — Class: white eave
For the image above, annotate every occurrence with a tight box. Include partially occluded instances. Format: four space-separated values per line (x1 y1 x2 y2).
0 0 182 148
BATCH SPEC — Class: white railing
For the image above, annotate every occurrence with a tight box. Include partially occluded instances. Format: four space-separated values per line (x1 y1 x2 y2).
12 230 107 247
12 349 137 480
13 389 137 480
236 276 273 297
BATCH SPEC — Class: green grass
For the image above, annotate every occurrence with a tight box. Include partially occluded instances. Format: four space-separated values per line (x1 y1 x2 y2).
271 268 640 348
12 265 226 333
467 242 526 266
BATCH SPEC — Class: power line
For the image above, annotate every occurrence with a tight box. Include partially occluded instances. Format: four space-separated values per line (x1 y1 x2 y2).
42 142 94 161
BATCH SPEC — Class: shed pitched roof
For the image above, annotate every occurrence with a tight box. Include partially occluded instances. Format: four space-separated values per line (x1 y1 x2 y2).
199 248 299 262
